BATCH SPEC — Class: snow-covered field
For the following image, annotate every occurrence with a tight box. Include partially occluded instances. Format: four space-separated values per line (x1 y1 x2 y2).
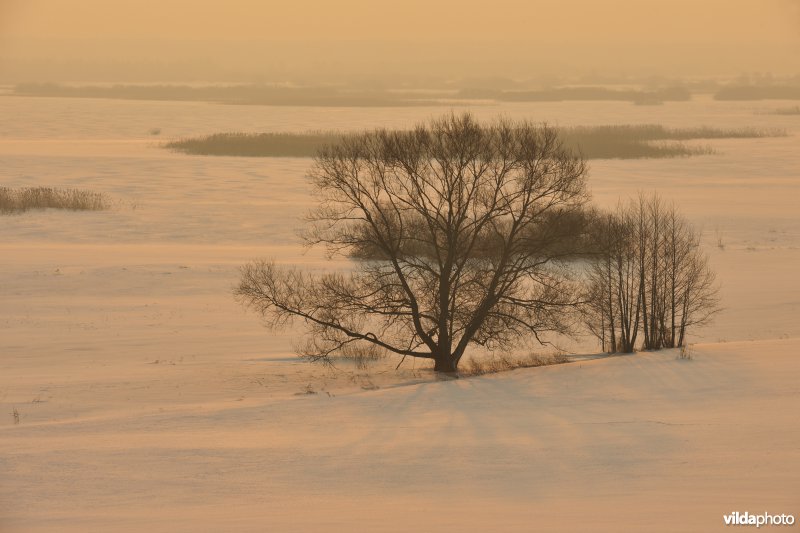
1 96 798 531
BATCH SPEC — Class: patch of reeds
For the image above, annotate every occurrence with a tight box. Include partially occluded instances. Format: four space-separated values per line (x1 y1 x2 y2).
561 124 785 159
458 85 691 103
165 131 344 157
165 124 785 160
461 352 570 377
761 105 800 115
0 187 109 214
334 343 387 370
714 85 800 101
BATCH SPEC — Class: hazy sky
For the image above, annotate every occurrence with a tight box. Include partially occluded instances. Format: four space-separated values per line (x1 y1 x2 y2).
1 0 798 83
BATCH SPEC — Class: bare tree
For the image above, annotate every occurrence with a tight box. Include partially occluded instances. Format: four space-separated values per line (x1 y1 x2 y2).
236 113 589 372
584 193 718 353
583 208 641 353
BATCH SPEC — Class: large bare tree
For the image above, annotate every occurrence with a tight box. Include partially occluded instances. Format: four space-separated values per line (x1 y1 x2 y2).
236 114 589 372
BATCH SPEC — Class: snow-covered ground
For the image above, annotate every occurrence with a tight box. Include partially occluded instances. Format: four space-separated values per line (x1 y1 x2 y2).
3 340 798 532
1 96 798 531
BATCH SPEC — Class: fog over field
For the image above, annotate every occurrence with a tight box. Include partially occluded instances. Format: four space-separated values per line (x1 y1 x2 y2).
1 2 799 532
1 0 799 82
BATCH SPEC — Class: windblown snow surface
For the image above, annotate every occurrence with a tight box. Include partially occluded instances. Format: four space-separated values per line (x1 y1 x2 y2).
1 96 799 531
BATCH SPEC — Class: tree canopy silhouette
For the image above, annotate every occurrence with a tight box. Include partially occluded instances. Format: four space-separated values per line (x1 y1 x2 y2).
583 193 719 353
236 113 589 372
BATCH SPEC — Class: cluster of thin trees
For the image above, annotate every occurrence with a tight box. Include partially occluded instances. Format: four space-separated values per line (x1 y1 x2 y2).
583 195 718 353
236 113 719 372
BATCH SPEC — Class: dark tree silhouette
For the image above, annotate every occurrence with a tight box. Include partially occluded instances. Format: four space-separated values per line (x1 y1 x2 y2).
584 193 719 353
236 114 589 372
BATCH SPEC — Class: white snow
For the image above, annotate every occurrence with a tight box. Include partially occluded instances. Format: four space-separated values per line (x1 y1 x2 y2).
3 340 798 532
1 96 799 531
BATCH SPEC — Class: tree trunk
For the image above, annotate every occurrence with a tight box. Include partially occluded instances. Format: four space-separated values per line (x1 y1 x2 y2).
433 354 458 373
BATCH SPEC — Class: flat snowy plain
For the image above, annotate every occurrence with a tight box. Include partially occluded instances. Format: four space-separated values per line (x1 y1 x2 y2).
1 96 798 531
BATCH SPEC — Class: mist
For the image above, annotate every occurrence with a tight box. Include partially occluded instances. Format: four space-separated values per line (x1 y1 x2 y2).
1 0 798 83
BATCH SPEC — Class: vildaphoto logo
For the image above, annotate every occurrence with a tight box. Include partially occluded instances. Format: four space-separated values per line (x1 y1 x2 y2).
723 512 796 527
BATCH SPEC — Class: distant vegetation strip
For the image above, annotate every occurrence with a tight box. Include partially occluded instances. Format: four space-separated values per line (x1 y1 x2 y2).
714 86 800 101
11 83 448 107
458 86 691 103
0 187 109 214
13 83 800 104
165 132 343 157
13 83 694 106
762 105 800 115
164 125 786 160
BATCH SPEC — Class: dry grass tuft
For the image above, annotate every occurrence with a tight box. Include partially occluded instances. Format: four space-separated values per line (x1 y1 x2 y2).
335 343 387 370
678 344 694 361
0 187 109 214
461 352 570 377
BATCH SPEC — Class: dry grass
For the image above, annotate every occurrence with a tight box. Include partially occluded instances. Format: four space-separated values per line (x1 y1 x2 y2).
0 187 109 214
334 343 387 370
461 352 570 377
165 124 784 160
678 344 694 361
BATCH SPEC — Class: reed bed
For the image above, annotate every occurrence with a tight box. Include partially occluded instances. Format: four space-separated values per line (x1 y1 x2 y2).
461 352 570 377
165 124 785 160
714 85 800 101
0 187 109 214
165 131 343 157
764 105 800 115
